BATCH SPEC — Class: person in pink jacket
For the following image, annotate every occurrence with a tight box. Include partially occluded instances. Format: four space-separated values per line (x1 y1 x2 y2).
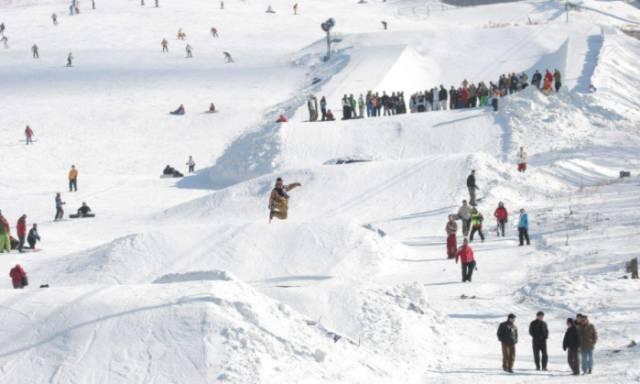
455 238 476 282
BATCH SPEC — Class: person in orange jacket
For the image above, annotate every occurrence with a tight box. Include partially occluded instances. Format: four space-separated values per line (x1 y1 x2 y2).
68 165 78 192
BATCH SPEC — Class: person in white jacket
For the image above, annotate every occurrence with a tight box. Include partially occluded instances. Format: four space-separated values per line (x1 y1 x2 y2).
186 156 195 173
517 146 527 172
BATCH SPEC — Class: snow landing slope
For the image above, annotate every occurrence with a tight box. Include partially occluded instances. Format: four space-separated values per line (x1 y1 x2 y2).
1 0 640 383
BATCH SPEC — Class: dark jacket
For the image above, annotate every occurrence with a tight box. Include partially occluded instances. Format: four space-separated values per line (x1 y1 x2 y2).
563 325 580 351
466 174 477 189
497 321 518 345
27 228 40 242
529 319 549 344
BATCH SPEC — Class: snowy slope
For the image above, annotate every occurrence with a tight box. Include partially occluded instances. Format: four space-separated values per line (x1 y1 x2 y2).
1 0 640 382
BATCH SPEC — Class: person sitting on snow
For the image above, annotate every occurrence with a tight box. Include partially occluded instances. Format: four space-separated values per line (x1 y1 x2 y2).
163 165 183 178
9 264 28 289
27 224 40 249
76 202 93 217
207 102 216 113
170 104 185 115
325 109 335 121
276 114 288 123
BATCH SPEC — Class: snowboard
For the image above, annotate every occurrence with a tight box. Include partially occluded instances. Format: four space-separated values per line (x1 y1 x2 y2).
20 248 42 253
69 213 96 219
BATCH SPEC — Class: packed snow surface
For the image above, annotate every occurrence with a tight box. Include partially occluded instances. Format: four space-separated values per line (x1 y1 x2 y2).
1 0 640 382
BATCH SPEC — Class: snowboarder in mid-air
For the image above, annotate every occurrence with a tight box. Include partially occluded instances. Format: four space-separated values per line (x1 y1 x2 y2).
269 177 301 223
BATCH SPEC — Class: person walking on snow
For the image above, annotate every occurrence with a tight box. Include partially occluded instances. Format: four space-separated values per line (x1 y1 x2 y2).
25 125 34 145
358 94 365 118
563 318 581 375
457 200 472 237
54 193 66 221
9 264 28 289
52 13 58 25
494 202 508 237
529 311 549 371
307 95 318 121
293 3 298 14
469 208 485 242
577 315 597 374
32 44 39 59
68 165 78 192
554 69 562 92
498 313 518 373
66 52 73 67
211 27 218 37
518 208 530 246
185 44 193 58
455 238 476 282
161 38 168 52
517 146 527 172
27 224 40 249
445 215 458 259
269 177 301 223
16 215 27 253
467 170 479 206
320 96 327 121
381 20 388 30
0 210 10 253
186 156 195 173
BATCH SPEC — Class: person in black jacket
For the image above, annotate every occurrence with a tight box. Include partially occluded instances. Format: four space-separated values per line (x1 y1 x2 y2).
27 224 40 249
497 313 518 373
563 318 580 375
529 311 549 370
467 170 479 206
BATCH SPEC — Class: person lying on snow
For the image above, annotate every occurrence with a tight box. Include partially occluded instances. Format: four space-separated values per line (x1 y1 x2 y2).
170 104 185 115
163 165 184 178
269 177 301 223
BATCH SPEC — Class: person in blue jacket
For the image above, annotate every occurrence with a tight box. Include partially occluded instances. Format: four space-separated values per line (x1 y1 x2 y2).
518 208 530 246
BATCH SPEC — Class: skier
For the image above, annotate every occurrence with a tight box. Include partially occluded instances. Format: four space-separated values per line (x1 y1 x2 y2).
16 215 27 253
52 13 58 25
445 214 458 259
497 313 518 373
186 156 195 173
211 27 218 38
457 200 472 237
161 38 168 52
381 20 388 30
185 44 193 58
577 315 597 374
518 208 530 246
469 208 485 242
466 170 479 206
0 210 10 253
32 44 39 59
9 264 28 289
563 318 580 375
494 202 508 237
68 165 78 192
529 311 549 371
455 238 476 282
27 224 40 249
66 52 74 67
223 51 233 63
25 125 34 145
516 146 527 172
54 193 66 221
554 69 562 92
293 3 298 14
268 177 301 223
170 104 185 115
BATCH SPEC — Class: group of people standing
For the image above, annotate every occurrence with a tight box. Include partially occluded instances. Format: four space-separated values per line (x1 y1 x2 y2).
0 210 41 253
496 312 598 375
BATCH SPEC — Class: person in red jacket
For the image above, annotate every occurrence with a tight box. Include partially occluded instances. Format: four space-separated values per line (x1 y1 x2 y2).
456 238 476 282
494 202 508 237
9 264 28 289
25 125 34 145
16 215 27 253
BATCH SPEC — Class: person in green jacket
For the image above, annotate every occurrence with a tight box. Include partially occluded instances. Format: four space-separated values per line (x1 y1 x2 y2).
469 208 485 242
0 210 11 253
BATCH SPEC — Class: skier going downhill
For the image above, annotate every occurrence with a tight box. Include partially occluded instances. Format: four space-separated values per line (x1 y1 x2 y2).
268 177 301 223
